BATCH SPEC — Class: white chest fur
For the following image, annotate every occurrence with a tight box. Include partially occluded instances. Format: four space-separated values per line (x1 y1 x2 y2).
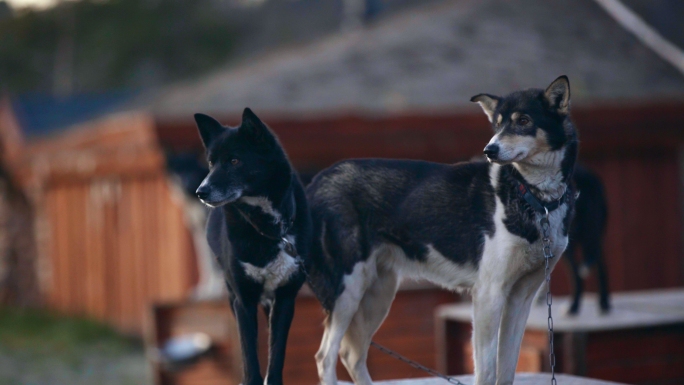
238 196 298 292
241 248 299 292
478 165 569 287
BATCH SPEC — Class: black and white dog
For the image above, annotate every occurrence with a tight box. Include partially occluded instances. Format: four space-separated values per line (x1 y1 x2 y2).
305 76 577 385
194 108 311 385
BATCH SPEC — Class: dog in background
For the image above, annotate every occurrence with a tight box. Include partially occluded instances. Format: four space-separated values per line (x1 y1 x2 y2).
194 109 311 385
564 164 610 314
305 76 577 385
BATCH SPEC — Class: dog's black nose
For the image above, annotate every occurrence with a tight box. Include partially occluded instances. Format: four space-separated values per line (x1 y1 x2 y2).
483 144 499 159
196 187 210 201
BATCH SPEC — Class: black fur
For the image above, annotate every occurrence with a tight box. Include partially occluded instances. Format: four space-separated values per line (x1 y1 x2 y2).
566 164 610 314
305 159 497 309
195 109 312 385
165 151 209 196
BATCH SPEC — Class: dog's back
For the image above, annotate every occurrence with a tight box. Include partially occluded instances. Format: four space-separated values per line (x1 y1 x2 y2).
305 158 494 309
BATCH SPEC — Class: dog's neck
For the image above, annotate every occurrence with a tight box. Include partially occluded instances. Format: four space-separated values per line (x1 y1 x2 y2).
235 173 296 227
513 146 574 201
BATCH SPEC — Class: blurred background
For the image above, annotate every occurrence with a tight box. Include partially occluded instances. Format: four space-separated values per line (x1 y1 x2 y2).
0 0 683 384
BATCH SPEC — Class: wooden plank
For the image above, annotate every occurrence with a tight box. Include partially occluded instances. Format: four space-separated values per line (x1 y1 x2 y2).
68 183 87 316
117 177 139 332
129 179 148 332
438 289 684 332
102 181 122 329
144 177 161 302
45 187 64 308
57 185 70 311
364 373 626 384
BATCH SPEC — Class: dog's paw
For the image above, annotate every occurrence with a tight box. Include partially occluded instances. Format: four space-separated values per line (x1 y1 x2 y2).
563 302 580 317
599 304 612 315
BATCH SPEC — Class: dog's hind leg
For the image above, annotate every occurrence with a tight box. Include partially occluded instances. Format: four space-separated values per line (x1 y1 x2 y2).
596 256 611 313
565 246 583 316
340 268 399 385
472 285 507 385
496 269 545 385
316 262 374 385
580 236 610 314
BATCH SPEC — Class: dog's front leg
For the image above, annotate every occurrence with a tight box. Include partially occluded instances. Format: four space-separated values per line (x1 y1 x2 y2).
472 286 506 385
496 270 545 385
233 296 264 385
264 289 297 385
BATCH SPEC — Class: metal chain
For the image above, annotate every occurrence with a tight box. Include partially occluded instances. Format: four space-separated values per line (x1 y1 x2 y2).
370 341 467 385
540 208 558 385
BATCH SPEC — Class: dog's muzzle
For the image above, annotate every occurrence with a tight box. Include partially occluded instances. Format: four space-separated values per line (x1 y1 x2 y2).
483 143 500 160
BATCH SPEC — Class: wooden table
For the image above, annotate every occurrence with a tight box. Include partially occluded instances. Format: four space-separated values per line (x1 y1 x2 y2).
435 289 684 385
342 373 625 384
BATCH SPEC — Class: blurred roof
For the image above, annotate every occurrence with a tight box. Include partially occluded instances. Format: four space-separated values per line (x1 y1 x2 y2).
148 0 684 119
11 92 136 138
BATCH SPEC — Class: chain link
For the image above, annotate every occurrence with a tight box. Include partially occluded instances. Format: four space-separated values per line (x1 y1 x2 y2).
540 208 558 385
370 342 467 385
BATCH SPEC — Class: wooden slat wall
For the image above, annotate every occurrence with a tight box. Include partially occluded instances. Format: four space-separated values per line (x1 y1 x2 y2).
546 150 683 296
158 108 684 296
44 174 198 334
280 290 458 384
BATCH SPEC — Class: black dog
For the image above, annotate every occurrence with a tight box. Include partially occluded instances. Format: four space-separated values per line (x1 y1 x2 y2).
194 108 311 385
566 164 610 314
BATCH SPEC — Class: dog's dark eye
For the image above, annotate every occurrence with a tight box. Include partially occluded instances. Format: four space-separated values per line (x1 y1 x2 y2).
518 116 530 125
231 159 240 165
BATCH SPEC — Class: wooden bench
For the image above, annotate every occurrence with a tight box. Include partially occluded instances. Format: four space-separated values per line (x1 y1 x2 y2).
435 288 684 385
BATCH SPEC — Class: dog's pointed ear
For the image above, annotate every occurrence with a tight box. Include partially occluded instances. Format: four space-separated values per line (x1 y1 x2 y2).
470 94 500 123
194 113 225 148
544 75 571 115
240 107 275 148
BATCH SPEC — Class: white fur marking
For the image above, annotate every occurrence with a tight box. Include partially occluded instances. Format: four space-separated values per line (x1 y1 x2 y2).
241 238 298 292
240 196 282 222
377 243 478 290
489 163 500 189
